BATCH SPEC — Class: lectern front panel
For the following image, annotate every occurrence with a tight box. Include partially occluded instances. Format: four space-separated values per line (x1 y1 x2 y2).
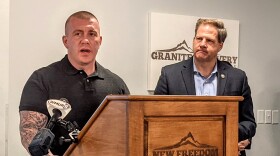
145 117 224 156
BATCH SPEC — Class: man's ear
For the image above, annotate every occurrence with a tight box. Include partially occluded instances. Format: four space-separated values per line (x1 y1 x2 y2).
100 36 103 46
218 42 224 52
62 35 68 49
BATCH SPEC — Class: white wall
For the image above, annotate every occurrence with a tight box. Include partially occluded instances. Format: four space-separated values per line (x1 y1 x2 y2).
5 0 280 155
0 0 9 155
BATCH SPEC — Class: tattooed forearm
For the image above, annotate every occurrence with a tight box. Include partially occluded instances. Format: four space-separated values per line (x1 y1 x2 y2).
19 111 48 151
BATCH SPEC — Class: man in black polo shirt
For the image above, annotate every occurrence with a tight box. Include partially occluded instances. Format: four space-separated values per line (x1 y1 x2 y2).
19 11 130 155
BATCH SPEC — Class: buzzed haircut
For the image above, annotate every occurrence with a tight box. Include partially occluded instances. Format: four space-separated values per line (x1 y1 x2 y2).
65 11 99 34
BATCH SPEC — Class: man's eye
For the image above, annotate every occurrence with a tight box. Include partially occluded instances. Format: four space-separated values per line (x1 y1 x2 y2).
75 32 81 36
196 37 202 41
206 39 214 44
89 32 97 37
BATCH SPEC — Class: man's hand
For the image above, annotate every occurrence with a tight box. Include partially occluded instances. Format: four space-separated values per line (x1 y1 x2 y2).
238 139 250 155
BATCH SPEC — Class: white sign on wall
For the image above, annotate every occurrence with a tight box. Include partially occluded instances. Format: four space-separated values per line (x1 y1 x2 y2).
148 12 239 91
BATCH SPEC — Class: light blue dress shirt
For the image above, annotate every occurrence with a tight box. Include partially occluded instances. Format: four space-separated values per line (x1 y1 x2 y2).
193 61 218 96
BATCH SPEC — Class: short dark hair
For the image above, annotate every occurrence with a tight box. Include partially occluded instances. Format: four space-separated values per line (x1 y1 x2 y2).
195 18 227 43
65 11 98 34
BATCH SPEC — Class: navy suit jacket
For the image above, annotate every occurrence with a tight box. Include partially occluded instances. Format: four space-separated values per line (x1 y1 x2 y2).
154 57 256 151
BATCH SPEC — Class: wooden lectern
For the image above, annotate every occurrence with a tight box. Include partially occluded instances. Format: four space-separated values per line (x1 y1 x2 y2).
64 95 243 156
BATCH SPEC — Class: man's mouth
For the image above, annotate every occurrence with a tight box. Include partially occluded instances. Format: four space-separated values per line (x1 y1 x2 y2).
197 50 207 54
80 49 91 53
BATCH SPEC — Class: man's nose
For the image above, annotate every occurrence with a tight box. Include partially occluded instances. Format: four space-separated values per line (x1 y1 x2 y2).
81 37 89 44
200 39 207 48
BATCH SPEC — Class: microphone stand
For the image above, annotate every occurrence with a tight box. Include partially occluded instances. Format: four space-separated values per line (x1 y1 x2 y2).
57 119 80 145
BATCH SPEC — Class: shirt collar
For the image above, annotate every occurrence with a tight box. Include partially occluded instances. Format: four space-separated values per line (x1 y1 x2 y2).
61 55 104 79
88 62 105 79
193 59 218 78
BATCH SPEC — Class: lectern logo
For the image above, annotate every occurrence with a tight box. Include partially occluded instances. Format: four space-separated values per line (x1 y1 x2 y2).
153 132 218 156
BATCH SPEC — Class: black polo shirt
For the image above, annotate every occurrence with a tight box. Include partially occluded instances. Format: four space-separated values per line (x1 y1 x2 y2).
19 55 130 155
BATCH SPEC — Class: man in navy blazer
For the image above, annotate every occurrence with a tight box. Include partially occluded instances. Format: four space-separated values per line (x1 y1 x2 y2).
154 18 256 156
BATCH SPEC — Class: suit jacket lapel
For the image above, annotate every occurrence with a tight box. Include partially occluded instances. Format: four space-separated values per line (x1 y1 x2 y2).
181 58 196 95
217 61 228 95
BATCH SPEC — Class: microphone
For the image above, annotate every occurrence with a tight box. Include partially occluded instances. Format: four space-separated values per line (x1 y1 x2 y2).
46 98 72 119
45 99 72 129
28 99 71 156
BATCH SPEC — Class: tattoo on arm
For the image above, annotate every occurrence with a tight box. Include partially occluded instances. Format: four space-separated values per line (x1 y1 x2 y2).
19 111 48 151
